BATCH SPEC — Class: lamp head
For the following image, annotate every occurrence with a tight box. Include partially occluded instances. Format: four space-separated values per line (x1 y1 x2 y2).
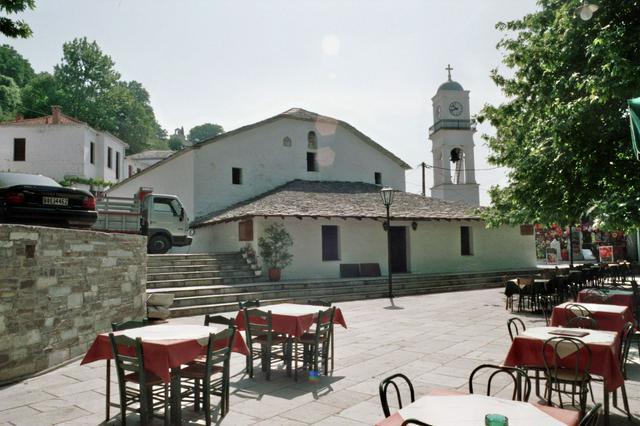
576 1 598 20
380 187 394 206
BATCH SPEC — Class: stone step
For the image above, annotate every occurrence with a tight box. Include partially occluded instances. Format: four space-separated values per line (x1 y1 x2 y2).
147 269 255 282
147 258 245 267
147 263 249 273
147 274 261 288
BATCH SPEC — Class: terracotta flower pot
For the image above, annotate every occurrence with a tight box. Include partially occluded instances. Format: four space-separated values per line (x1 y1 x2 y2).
268 268 281 282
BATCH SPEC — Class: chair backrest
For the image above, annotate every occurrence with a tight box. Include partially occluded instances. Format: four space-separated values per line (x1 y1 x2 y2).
519 276 534 287
204 314 234 328
310 307 335 347
566 316 598 329
580 289 606 303
565 303 593 319
111 319 148 331
504 280 520 297
201 327 236 379
379 373 415 418
243 308 273 347
507 317 526 341
579 403 601 426
468 364 531 401
619 321 634 377
108 333 148 387
239 300 261 309
307 300 332 307
401 420 432 426
542 336 592 386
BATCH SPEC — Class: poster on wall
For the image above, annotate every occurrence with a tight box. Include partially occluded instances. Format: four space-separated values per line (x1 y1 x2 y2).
546 248 558 264
598 245 614 263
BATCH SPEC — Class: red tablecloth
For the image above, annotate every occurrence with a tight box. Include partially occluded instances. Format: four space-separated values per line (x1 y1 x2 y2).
81 324 249 383
504 327 623 392
234 303 347 337
376 389 580 426
551 302 633 333
577 289 634 310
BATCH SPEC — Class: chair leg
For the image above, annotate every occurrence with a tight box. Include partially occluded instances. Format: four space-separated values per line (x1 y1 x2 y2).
105 359 111 422
294 340 299 381
194 379 200 411
163 384 169 426
620 382 632 420
203 380 212 426
330 331 334 371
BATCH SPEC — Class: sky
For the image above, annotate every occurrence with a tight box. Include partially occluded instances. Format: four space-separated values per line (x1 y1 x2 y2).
3 0 540 205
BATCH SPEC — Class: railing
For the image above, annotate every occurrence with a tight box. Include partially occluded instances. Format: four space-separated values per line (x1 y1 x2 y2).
429 119 476 135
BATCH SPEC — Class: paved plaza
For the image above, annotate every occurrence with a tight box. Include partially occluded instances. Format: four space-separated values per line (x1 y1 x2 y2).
0 287 638 425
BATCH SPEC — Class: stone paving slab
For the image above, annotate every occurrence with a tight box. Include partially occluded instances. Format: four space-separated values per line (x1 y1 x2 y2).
0 287 638 425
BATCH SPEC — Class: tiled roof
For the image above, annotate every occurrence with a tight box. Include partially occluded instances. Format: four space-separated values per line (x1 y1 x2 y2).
127 150 175 160
0 114 84 126
192 180 481 228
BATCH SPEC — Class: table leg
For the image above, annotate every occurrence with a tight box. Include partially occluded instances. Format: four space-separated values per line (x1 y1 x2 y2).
105 359 110 421
170 367 181 425
603 383 610 426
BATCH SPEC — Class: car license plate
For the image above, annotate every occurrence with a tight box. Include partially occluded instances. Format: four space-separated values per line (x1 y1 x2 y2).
42 196 68 206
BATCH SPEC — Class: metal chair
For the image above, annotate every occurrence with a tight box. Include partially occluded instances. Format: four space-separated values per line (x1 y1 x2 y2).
204 314 234 328
401 420 432 426
106 319 149 421
542 336 592 417
242 308 289 380
566 316 598 329
468 364 531 401
507 317 526 341
611 322 633 419
564 303 592 319
108 333 169 426
180 328 235 424
504 279 520 311
379 373 416 418
307 300 334 370
579 403 601 426
292 307 335 380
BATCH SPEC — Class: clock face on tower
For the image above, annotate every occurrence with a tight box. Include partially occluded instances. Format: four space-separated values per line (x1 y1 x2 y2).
449 101 463 116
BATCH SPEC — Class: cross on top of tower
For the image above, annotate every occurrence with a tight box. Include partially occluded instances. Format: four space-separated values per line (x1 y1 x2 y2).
445 64 453 81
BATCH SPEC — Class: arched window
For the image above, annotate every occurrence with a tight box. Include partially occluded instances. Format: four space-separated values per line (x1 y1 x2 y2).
449 148 466 184
283 136 292 147
307 131 317 149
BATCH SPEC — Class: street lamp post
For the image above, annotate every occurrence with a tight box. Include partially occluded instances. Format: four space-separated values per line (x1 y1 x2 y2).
380 187 395 300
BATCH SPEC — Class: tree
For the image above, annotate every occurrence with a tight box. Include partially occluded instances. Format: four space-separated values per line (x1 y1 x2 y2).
0 0 35 38
20 72 62 116
187 123 224 144
0 74 20 120
168 134 184 151
479 0 640 230
0 44 34 86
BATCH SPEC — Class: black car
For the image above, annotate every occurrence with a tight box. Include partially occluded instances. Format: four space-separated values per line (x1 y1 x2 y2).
0 172 98 228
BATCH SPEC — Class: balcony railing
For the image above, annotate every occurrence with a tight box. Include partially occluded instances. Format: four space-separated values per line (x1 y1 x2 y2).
429 119 476 135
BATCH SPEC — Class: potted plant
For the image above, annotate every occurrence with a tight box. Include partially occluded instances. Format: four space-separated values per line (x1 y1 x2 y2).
258 223 293 282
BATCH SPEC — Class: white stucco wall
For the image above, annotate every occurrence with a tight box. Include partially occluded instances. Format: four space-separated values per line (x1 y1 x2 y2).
108 150 196 219
189 217 536 280
192 117 407 217
0 125 86 181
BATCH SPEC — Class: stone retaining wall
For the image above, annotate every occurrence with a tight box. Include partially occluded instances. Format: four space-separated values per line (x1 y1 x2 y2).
0 224 147 384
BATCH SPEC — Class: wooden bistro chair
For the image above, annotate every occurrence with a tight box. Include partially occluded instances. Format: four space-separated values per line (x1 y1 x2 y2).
379 373 416 418
106 319 149 421
307 300 335 370
180 327 235 424
204 314 235 328
242 308 289 380
108 333 169 426
238 299 261 309
292 307 335 381
542 336 592 417
468 364 531 401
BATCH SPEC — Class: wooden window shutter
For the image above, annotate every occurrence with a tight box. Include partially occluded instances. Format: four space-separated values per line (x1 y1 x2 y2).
239 220 253 241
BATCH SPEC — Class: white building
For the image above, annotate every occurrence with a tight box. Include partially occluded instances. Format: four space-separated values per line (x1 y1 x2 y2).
125 150 174 171
109 104 536 280
0 106 129 184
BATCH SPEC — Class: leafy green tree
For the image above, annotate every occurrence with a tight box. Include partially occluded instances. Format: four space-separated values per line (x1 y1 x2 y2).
0 0 35 38
20 72 62 116
0 44 34 86
168 134 184 151
479 0 640 230
0 74 20 119
187 123 224 144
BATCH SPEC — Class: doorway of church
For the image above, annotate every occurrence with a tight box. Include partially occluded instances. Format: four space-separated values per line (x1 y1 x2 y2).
389 226 408 273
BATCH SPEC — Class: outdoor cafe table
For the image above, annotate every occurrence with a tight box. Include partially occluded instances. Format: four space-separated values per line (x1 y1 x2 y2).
504 326 623 425
375 389 580 426
577 288 635 310
81 324 249 424
234 303 348 337
550 302 633 333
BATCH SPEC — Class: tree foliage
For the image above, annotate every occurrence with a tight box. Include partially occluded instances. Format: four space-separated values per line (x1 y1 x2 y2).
480 0 640 230
0 0 34 38
168 134 184 151
0 44 34 86
188 122 224 144
0 74 20 119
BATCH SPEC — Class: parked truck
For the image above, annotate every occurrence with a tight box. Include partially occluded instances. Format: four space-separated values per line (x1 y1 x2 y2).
93 187 192 254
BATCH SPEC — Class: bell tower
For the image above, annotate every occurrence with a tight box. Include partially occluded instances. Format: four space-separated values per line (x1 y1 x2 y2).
428 65 480 205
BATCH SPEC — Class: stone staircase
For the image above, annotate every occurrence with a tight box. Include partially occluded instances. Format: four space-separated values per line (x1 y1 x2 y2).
146 253 538 318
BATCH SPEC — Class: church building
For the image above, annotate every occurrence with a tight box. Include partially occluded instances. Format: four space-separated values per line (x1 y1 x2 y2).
108 71 536 279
